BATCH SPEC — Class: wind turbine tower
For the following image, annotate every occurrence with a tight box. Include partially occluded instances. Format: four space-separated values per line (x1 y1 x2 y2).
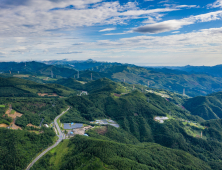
51 70 53 78
183 88 185 96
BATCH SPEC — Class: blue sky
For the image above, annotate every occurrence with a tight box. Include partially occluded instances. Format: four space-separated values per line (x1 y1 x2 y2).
0 0 222 66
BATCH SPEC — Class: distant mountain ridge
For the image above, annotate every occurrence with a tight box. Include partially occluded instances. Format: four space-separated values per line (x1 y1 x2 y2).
42 59 132 71
148 64 222 78
2 60 222 97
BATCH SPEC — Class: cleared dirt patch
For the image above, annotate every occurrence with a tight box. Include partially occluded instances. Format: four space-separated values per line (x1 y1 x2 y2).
11 123 22 130
114 93 121 97
95 126 108 135
73 128 85 135
4 107 23 130
5 110 23 119
38 93 58 97
0 124 8 128
27 123 39 129
13 75 29 78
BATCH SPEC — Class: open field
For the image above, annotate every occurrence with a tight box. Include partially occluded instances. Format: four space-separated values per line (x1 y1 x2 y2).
0 105 5 107
0 123 8 128
36 76 57 81
27 123 39 129
49 139 70 169
29 130 40 134
94 126 108 135
13 75 29 78
38 93 58 97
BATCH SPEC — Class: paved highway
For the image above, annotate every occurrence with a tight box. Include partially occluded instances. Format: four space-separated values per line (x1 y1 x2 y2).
25 107 70 170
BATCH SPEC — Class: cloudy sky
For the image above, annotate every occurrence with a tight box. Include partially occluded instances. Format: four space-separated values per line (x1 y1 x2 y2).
0 0 222 66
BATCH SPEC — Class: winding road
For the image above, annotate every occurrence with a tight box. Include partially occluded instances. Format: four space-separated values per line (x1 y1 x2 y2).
25 107 70 170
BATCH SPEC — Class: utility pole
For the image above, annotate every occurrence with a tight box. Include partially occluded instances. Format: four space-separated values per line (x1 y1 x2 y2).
91 73 92 80
148 81 150 87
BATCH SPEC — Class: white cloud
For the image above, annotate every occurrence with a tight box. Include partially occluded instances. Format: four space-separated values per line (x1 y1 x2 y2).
0 0 190 37
134 10 222 33
99 28 116 32
172 31 180 33
1 27 222 65
175 5 198 8
134 20 192 33
103 30 133 35
207 0 222 8
159 0 169 4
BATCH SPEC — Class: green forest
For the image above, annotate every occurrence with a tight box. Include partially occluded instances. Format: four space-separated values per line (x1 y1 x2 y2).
2 61 222 170
0 127 56 170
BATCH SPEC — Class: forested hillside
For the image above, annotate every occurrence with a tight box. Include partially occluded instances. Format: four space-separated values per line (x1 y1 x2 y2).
30 78 222 169
89 65 222 97
0 76 77 97
2 61 222 97
2 65 222 170
184 92 222 120
53 80 218 168
0 127 55 170
31 136 211 170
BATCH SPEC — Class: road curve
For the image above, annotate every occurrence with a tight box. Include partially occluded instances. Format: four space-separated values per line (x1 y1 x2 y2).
25 107 70 170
